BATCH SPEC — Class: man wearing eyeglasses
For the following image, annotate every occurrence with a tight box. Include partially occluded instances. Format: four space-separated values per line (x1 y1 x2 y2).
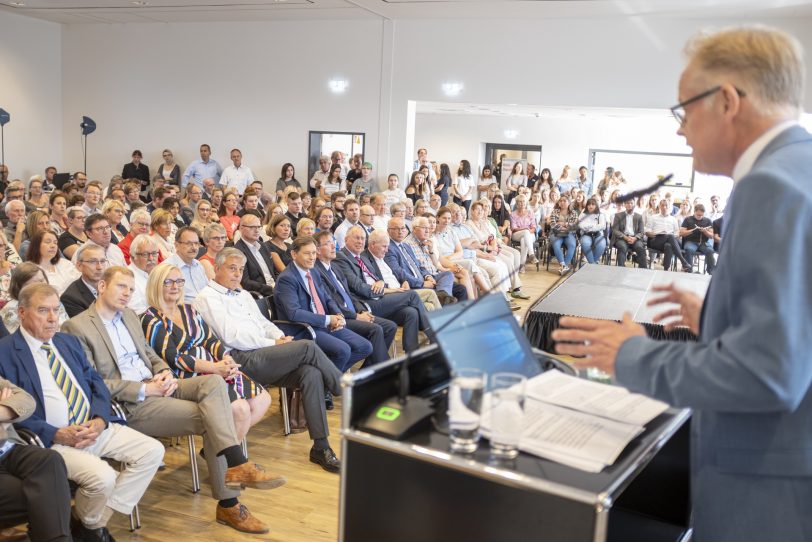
232 214 276 298
118 209 162 265
73 215 126 268
167 227 209 303
61 243 108 318
127 234 160 314
554 27 812 542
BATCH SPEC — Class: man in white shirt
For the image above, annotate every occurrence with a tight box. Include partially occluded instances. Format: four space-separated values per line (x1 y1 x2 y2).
220 149 256 196
2 283 164 542
309 155 331 195
167 227 209 302
127 234 159 314
369 194 389 231
334 199 361 249
330 151 348 180
367 230 441 310
193 248 344 473
645 199 692 272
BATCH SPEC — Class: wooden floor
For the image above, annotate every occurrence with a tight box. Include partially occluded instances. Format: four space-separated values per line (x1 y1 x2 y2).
89 267 564 541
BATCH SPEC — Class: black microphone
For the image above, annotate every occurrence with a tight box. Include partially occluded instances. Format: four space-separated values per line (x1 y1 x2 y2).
614 174 673 204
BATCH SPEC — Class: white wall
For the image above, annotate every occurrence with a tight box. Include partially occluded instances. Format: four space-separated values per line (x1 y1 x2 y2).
0 11 62 181
60 20 386 187
391 17 812 180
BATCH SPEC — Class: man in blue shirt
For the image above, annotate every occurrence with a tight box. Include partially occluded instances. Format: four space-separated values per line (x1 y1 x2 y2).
182 144 222 190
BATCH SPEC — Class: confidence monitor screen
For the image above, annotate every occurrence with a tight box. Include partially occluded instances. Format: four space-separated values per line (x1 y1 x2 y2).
427 293 542 381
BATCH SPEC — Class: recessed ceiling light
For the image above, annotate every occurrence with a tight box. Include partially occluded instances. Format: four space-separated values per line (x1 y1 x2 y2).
442 82 463 96
504 129 519 139
10 1 25 6
328 79 348 93
131 1 150 6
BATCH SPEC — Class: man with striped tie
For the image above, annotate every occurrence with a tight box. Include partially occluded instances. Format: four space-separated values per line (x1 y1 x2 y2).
0 283 164 542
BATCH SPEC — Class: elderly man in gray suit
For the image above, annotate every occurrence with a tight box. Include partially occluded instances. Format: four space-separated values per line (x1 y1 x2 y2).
63 266 284 535
555 27 812 542
0 379 73 542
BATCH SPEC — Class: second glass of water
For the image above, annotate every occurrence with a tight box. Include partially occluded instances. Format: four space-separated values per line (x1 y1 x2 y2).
448 368 486 454
489 372 527 459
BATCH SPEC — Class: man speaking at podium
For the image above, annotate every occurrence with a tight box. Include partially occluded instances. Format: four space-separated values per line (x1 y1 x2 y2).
553 27 812 542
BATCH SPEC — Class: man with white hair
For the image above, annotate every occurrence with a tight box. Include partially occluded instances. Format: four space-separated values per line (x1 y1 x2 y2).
128 234 160 314
220 148 256 196
309 155 332 196
4 199 26 253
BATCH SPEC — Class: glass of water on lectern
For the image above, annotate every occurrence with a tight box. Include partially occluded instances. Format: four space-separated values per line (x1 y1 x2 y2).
489 372 527 459
448 368 486 454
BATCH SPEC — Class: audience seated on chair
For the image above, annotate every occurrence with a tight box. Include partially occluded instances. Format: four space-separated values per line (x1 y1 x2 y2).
127 234 160 315
74 214 126 268
334 199 361 250
578 198 608 264
645 199 692 272
367 229 442 310
333 226 434 352
611 199 648 269
193 248 344 474
60 243 108 318
1 283 164 542
166 227 209 302
549 196 579 274
62 267 282 535
0 376 74 542
680 203 716 275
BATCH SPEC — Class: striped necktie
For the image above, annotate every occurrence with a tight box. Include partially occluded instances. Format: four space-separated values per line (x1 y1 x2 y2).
41 343 90 426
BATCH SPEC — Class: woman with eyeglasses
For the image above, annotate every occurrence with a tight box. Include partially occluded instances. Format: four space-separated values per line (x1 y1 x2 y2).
199 223 228 280
141 262 270 442
102 199 128 244
191 200 214 234
26 230 79 294
218 192 240 241
57 207 88 260
0 262 69 333
25 176 50 213
158 148 181 184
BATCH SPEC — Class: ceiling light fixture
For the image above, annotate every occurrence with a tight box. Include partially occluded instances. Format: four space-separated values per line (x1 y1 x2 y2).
504 129 519 139
10 1 25 5
328 79 348 94
131 1 150 6
442 82 464 96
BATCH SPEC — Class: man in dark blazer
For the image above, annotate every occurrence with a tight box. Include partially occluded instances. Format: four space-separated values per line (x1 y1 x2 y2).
610 199 647 268
233 214 276 297
384 216 466 304
60 242 106 318
333 225 432 353
0 283 163 542
0 377 73 542
274 236 372 373
313 231 395 366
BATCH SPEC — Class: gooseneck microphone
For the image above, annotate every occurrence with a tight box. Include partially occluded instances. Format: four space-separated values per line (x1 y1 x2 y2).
613 174 674 204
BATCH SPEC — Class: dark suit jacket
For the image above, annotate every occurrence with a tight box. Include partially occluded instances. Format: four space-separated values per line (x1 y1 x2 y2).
333 247 381 302
60 278 96 318
385 241 427 289
0 331 112 447
273 263 342 329
313 260 361 319
611 211 644 244
233 239 275 297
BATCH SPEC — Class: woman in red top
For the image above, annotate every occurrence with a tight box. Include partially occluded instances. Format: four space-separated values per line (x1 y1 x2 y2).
218 192 240 241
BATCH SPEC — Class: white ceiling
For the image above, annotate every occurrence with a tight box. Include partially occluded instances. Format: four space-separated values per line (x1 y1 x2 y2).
417 101 671 119
2 0 812 23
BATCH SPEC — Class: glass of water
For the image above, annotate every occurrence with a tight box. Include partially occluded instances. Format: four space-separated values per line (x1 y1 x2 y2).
448 368 486 454
488 372 527 459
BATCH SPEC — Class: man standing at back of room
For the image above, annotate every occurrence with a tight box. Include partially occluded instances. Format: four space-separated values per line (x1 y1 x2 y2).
182 144 222 190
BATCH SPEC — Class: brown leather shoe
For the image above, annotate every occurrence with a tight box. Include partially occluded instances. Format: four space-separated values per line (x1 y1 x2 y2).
224 462 287 490
216 503 270 534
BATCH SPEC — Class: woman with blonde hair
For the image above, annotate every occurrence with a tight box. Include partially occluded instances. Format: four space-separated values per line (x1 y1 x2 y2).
296 217 316 239
150 209 175 259
25 175 50 212
190 199 215 234
142 262 270 441
18 210 51 260
102 199 128 243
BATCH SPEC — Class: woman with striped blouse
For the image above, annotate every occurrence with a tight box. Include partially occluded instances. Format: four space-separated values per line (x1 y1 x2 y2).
141 262 270 440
